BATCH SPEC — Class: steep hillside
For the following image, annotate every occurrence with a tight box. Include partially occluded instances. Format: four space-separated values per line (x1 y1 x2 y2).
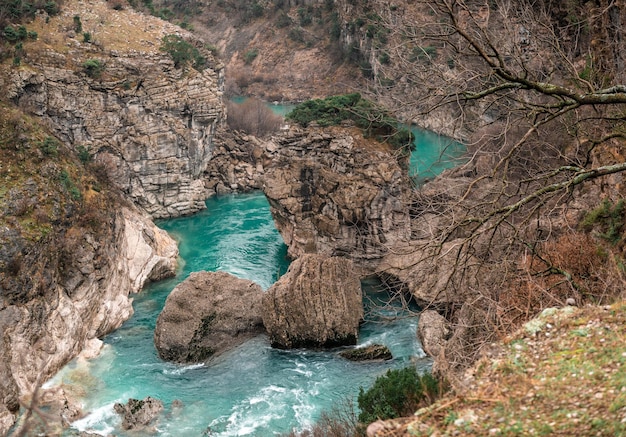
141 0 366 101
0 102 178 435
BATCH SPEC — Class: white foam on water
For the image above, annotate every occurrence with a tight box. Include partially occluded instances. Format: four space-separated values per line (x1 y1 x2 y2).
162 362 205 375
291 388 315 430
71 402 119 436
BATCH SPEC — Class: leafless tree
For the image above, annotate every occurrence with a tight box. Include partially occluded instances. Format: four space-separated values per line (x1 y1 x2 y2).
226 97 284 137
350 0 626 377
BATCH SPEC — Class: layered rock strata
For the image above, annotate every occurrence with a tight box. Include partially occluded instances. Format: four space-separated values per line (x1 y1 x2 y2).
205 128 270 195
1 0 225 219
154 271 265 363
262 254 363 349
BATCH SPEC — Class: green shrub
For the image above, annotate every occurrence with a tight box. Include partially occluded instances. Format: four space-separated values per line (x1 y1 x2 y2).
82 32 91 42
286 93 415 153
357 368 441 424
288 28 304 43
76 145 92 164
243 48 258 64
13 56 21 66
156 7 173 20
3 25 28 42
82 59 104 77
4 0 33 21
44 0 60 15
275 11 292 28
73 15 82 33
4 25 20 42
298 7 312 26
581 199 625 244
60 170 82 200
160 34 207 70
28 30 37 40
39 136 59 157
249 1 263 18
378 52 390 64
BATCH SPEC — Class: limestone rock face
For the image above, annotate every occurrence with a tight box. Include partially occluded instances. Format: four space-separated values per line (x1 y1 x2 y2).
205 128 271 195
262 254 363 349
262 129 412 271
1 1 225 219
417 310 451 360
0 207 177 434
154 271 265 363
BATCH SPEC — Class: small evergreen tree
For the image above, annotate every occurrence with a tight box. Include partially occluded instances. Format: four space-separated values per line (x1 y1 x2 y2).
357 367 441 424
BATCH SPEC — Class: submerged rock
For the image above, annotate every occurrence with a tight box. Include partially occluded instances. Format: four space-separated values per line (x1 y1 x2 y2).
114 396 163 431
154 271 265 363
339 344 393 361
262 254 363 349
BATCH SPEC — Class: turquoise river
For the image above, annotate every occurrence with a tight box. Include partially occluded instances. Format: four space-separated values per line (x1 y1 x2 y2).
47 108 465 436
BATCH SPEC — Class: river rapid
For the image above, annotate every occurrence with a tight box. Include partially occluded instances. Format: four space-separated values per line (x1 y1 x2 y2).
46 104 464 436
49 193 429 436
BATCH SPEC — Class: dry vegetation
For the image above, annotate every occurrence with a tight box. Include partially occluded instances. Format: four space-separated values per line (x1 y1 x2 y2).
226 97 283 137
25 0 182 56
370 302 626 436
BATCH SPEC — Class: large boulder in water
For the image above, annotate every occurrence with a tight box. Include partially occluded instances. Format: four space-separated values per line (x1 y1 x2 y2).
262 254 363 348
154 271 265 363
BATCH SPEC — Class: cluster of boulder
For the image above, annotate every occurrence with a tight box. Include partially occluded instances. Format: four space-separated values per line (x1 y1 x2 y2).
153 255 376 363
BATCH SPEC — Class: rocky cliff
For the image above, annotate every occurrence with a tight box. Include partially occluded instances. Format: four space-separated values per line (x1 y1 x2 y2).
0 195 178 434
1 0 225 219
262 127 413 272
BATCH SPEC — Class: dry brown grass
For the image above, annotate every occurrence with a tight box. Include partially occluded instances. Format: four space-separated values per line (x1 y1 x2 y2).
497 232 626 332
24 0 188 61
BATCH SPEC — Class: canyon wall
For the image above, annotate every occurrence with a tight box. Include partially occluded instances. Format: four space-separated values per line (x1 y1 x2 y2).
0 202 178 434
0 0 229 432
